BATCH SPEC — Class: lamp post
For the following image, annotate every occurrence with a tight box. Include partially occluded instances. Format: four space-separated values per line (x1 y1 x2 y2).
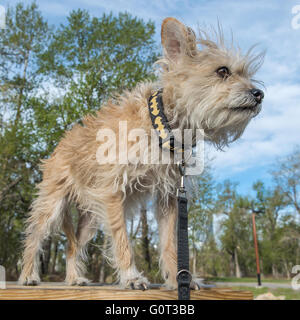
251 212 261 286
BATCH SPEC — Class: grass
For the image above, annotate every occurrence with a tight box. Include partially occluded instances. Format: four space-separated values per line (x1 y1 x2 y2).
231 286 300 300
207 276 290 284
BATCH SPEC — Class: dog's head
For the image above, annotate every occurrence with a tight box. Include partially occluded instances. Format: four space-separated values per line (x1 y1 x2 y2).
158 17 265 148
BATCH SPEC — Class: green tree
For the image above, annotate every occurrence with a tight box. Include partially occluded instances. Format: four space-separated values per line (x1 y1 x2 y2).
272 147 300 215
0 2 51 278
217 181 254 278
0 2 157 280
253 181 290 278
35 10 157 135
188 167 215 275
277 216 300 279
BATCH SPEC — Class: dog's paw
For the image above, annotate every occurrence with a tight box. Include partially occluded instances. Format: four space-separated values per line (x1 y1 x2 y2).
66 277 90 286
164 281 199 290
164 280 177 290
19 275 41 286
190 279 202 290
125 276 150 290
164 279 201 290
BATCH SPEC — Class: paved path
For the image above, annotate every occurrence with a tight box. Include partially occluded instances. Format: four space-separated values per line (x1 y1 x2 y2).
215 281 292 289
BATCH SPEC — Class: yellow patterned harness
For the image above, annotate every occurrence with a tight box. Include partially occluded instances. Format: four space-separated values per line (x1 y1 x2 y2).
148 89 185 153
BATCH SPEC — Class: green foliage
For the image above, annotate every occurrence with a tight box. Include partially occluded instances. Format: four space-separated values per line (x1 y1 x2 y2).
272 146 300 215
0 2 157 280
0 2 51 276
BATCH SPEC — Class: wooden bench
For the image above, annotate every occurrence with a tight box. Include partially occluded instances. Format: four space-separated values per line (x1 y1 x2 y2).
0 282 253 300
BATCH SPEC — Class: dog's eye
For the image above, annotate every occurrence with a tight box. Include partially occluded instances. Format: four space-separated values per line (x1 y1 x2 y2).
216 66 230 79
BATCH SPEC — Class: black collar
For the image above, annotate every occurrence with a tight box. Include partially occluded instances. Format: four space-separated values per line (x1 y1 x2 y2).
148 89 184 153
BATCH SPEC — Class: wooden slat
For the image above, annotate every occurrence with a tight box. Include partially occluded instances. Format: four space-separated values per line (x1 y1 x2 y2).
0 282 253 300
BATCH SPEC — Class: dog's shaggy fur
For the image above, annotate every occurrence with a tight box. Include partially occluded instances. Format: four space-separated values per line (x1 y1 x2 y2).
19 18 264 289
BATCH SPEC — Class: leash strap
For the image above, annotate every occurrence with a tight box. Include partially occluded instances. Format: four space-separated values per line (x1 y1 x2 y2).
148 90 192 300
177 163 192 300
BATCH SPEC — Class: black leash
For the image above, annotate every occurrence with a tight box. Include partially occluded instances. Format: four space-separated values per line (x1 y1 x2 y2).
148 90 192 300
176 162 192 300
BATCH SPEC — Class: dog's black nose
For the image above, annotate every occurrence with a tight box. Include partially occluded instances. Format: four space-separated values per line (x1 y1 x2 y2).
250 88 264 103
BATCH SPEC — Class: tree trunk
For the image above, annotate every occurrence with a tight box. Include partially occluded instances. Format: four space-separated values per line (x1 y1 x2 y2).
192 247 197 275
51 239 59 274
229 254 235 277
283 260 291 280
272 263 279 279
260 258 264 278
0 177 22 203
99 235 108 283
129 217 134 239
234 248 241 278
296 247 300 265
13 52 29 130
141 208 151 271
42 237 52 275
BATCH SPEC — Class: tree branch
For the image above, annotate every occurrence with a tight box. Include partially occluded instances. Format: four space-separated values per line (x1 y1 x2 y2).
0 176 22 202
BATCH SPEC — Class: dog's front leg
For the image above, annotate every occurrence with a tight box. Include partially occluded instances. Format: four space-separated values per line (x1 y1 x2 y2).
104 192 149 290
156 197 178 289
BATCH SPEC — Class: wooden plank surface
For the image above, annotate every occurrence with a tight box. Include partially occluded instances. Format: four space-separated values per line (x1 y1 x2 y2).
0 282 253 300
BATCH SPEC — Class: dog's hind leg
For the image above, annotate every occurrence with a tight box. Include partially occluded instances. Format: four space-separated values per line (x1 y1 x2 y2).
103 192 149 289
63 209 98 285
19 189 68 285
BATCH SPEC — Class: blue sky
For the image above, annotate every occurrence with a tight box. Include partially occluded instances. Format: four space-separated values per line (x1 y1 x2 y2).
2 0 300 195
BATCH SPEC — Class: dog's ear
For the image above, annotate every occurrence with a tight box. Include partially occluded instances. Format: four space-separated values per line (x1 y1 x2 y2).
161 17 197 61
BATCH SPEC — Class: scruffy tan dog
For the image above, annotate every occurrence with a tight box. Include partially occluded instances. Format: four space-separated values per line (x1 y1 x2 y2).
19 17 264 289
